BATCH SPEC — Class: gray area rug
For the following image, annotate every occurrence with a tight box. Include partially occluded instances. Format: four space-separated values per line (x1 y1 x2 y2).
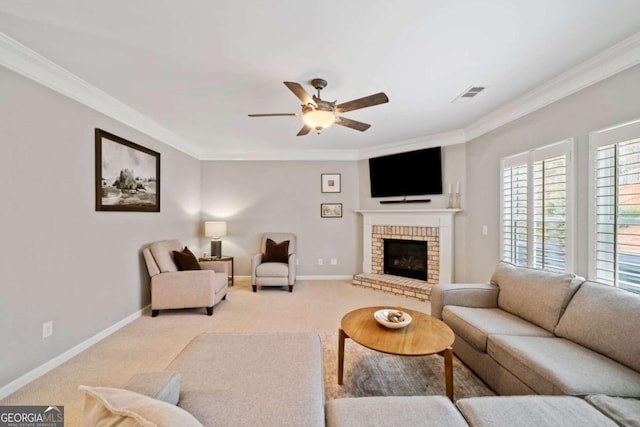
320 332 496 401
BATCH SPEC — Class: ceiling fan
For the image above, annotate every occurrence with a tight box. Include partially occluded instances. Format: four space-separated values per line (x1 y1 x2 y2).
248 78 389 136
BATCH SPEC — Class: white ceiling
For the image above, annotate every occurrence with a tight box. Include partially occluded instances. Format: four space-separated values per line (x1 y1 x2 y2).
1 1 640 160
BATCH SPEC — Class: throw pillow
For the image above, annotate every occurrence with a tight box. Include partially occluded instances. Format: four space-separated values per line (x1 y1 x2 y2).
263 238 289 263
173 247 201 271
79 385 203 427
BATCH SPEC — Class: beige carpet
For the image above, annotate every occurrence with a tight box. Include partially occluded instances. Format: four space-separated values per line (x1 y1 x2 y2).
1 278 494 426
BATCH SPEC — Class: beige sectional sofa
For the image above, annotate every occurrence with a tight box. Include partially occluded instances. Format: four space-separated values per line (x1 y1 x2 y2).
78 261 640 425
431 261 640 398
78 329 640 426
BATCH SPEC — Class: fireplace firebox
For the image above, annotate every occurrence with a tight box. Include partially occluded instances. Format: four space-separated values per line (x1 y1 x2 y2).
383 238 428 281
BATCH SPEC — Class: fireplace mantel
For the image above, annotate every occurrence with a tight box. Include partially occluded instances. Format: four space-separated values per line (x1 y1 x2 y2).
356 209 462 284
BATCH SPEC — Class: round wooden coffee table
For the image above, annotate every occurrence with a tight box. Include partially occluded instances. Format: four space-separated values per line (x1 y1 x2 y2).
338 306 455 400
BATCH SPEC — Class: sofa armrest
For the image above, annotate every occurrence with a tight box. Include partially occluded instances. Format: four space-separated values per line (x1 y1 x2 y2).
431 283 499 320
124 371 180 405
199 260 228 275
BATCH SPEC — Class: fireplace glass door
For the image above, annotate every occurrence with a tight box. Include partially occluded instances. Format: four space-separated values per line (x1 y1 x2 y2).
383 239 428 280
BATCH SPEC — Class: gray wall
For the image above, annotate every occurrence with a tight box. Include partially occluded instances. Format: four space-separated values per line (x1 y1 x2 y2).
0 67 202 388
200 161 360 276
464 63 640 282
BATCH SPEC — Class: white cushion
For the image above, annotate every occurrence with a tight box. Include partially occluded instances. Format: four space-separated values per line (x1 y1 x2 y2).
79 385 203 427
256 262 289 277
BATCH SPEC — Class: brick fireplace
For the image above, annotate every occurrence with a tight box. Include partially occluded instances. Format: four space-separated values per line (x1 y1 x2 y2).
353 209 460 301
373 226 439 282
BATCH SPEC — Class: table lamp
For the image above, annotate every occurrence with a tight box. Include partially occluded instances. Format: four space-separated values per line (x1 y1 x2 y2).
205 221 227 258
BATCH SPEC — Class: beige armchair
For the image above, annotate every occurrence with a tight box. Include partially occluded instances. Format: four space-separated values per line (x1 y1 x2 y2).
142 239 228 316
251 233 297 292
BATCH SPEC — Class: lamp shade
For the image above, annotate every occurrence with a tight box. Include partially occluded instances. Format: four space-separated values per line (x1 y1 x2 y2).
302 109 335 130
205 221 227 238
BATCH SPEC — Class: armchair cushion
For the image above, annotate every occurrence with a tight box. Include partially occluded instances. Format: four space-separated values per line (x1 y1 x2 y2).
263 238 289 263
173 247 201 271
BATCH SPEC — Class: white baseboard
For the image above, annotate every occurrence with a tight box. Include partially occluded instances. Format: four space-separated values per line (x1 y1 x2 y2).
0 305 150 400
298 275 354 280
234 275 354 281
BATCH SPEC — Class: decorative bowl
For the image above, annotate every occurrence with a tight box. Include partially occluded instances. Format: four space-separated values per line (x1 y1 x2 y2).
374 309 412 329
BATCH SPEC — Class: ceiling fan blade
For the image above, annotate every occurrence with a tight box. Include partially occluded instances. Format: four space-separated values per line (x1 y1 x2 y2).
335 116 371 132
336 92 389 113
248 113 299 117
297 125 312 136
284 81 316 106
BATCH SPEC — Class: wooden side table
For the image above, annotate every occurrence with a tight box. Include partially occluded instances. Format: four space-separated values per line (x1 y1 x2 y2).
199 256 234 286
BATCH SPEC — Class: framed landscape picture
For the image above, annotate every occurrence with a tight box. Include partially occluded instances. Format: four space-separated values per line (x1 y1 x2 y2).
95 128 160 212
321 173 341 193
321 203 343 218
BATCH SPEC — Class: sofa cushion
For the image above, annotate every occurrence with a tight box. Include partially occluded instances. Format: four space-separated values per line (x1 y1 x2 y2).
124 371 180 405
149 239 183 273
555 280 640 373
585 394 640 427
255 262 289 277
165 332 324 427
487 335 640 397
325 396 468 427
173 247 201 271
263 238 289 263
456 395 618 427
443 306 553 353
79 385 203 427
490 261 583 332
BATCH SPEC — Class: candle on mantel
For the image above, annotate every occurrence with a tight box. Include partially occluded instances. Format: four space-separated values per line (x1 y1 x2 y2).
456 183 460 193
448 183 452 194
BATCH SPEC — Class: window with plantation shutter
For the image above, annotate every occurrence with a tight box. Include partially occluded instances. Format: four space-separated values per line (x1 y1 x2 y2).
501 139 574 272
502 160 528 266
533 155 567 272
590 119 640 293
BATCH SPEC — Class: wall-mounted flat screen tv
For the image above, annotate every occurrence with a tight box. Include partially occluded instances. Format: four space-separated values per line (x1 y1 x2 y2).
368 146 442 198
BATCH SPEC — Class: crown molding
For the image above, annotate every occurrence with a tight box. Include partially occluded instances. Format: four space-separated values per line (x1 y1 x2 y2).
2 30 639 160
464 31 640 142
198 147 362 161
356 130 467 159
0 32 202 158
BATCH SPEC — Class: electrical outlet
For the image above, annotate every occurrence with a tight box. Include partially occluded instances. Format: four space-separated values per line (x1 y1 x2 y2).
482 225 488 236
330 258 338 265
42 321 53 339
318 258 323 266
296 258 299 265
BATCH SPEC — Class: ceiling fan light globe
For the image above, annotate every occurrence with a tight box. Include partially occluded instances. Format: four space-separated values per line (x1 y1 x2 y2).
302 110 335 130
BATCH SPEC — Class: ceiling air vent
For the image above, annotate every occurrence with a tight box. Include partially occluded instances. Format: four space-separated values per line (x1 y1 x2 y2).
452 86 485 103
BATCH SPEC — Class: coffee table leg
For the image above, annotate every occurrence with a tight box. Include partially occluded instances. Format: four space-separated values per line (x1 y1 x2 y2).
443 347 454 401
338 328 346 385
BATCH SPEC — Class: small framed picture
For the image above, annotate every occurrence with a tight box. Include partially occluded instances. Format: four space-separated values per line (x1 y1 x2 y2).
321 203 343 218
321 173 341 193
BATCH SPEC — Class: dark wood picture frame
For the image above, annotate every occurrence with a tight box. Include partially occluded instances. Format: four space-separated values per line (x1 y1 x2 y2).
321 173 341 193
321 203 343 218
95 128 160 212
